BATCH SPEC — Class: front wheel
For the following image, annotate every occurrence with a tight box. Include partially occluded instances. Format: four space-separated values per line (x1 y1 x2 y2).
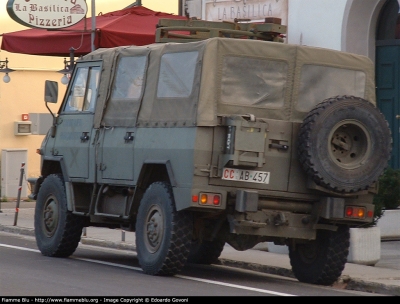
34 174 84 257
135 182 193 276
288 225 350 285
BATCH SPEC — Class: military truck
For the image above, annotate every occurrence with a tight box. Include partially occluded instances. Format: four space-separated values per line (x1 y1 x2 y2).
31 19 392 286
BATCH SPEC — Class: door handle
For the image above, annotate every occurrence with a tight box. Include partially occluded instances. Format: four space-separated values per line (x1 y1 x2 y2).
80 132 90 142
396 115 400 119
124 132 134 143
269 143 289 151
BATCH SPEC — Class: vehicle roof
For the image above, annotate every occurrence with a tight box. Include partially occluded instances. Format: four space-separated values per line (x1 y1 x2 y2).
81 37 376 128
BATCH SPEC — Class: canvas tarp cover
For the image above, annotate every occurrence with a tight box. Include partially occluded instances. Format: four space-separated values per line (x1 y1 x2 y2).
137 41 205 128
77 37 376 128
103 47 151 127
85 41 206 128
198 38 376 124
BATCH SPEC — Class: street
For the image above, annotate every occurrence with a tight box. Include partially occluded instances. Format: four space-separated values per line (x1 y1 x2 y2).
0 231 383 297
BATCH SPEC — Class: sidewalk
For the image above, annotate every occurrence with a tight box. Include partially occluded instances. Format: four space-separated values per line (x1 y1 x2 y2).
1 201 399 296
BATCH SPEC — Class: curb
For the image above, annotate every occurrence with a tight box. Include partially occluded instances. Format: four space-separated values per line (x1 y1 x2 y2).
346 279 400 296
219 258 295 279
80 237 136 251
1 224 400 296
0 225 35 237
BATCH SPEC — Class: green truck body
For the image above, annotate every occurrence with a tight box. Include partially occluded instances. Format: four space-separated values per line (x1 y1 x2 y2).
31 20 392 285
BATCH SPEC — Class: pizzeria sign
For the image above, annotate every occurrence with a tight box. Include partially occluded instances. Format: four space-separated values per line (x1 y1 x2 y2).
6 0 88 29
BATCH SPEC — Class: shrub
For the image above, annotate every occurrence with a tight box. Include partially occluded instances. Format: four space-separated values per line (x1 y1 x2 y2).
372 168 400 224
374 168 400 209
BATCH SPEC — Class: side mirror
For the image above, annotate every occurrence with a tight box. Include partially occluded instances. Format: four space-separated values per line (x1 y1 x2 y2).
44 80 58 103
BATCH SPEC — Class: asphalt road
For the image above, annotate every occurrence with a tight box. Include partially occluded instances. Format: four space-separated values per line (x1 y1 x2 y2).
0 231 384 297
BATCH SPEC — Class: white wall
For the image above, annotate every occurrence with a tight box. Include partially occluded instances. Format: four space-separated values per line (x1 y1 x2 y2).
287 0 348 50
343 0 385 60
184 0 386 60
288 0 385 60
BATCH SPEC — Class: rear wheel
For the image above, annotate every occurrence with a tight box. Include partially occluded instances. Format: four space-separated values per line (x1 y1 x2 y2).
289 225 350 285
298 96 392 193
136 182 193 276
34 174 84 257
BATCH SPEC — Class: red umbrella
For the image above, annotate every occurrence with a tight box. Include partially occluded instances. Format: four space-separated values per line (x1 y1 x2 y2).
1 6 187 57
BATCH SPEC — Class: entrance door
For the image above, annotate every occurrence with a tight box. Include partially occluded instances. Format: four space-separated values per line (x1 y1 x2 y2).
376 42 400 169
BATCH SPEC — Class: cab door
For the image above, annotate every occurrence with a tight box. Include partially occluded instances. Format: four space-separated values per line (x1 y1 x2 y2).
97 54 148 183
53 62 101 180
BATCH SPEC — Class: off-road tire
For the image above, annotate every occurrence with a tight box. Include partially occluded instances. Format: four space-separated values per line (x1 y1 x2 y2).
187 239 225 265
135 182 193 276
298 95 392 193
289 225 350 285
34 174 84 257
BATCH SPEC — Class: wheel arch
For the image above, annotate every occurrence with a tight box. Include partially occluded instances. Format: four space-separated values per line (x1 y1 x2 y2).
31 157 68 200
133 160 192 212
41 156 69 181
132 160 176 213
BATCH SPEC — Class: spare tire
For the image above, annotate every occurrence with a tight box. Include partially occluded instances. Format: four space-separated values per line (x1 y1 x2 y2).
298 95 392 193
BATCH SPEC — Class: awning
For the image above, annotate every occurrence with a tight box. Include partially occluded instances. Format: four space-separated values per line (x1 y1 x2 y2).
1 6 187 57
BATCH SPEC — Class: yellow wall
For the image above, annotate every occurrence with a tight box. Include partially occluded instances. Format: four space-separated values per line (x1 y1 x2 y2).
0 1 179 198
0 70 60 176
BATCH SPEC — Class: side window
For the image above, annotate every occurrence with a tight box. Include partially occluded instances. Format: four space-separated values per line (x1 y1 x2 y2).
157 51 198 98
111 56 147 100
64 66 100 113
141 50 200 126
297 65 366 112
104 56 148 127
220 56 288 108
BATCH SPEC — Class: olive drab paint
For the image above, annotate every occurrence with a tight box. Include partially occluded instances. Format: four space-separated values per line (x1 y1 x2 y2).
31 19 392 286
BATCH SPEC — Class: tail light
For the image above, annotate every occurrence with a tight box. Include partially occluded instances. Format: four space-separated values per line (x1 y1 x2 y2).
345 206 372 219
192 192 221 206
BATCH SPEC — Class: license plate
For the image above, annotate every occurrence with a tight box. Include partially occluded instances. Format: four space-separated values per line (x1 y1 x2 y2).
222 168 270 184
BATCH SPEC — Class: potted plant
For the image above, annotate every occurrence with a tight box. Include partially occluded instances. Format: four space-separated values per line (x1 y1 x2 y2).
373 167 400 211
347 226 381 266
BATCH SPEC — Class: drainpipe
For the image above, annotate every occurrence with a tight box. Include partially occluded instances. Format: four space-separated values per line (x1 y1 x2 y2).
179 0 183 15
91 0 96 52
